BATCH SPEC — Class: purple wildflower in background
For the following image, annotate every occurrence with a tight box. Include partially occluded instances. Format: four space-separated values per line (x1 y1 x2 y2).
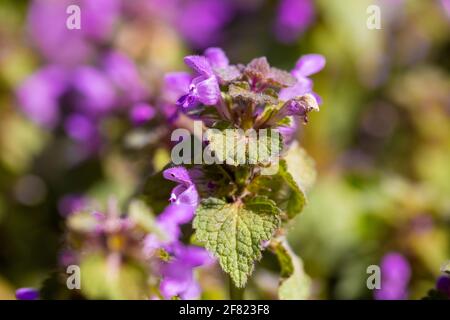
279 54 325 104
176 0 233 49
28 0 119 65
15 288 39 300
274 0 315 43
374 252 411 300
159 242 214 299
16 65 68 128
163 166 199 208
130 103 156 126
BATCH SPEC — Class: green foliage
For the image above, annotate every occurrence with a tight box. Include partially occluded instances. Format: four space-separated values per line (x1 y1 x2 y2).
205 128 282 166
193 197 281 287
272 238 311 300
246 144 315 219
80 254 148 300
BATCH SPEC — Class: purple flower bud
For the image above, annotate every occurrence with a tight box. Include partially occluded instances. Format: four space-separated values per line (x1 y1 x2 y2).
15 288 39 300
130 103 156 126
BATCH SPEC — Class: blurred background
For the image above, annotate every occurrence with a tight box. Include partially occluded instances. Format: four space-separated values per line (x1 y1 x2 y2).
0 0 449 299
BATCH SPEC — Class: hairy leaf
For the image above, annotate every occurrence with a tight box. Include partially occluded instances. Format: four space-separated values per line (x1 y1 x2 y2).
193 197 281 287
229 84 277 105
205 128 282 166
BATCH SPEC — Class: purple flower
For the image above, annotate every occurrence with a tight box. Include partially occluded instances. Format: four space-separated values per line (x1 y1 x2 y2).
163 72 192 103
130 103 156 126
274 0 315 43
64 114 97 142
279 54 325 103
176 0 233 49
27 0 119 65
102 51 148 104
176 55 221 109
374 252 411 300
204 47 229 69
163 166 199 207
16 65 68 128
71 66 116 115
15 288 39 300
159 242 214 299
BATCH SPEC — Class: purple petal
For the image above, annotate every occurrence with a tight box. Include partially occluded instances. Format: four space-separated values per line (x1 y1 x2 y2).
193 76 221 106
293 54 326 77
279 77 313 101
64 114 96 142
163 166 192 185
275 0 315 43
129 103 155 126
204 47 229 68
184 55 213 77
16 65 68 128
71 67 116 114
176 0 233 49
102 51 147 103
15 288 39 300
163 72 192 103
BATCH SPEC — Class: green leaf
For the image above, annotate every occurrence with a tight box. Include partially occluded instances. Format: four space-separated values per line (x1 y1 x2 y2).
272 237 311 300
285 142 316 193
205 128 282 166
249 160 305 219
80 254 148 300
193 197 281 287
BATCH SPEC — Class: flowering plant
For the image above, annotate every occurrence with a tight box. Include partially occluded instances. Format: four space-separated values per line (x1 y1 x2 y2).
139 48 325 297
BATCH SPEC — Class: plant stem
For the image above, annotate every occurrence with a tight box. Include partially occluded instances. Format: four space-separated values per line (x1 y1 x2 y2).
229 276 245 300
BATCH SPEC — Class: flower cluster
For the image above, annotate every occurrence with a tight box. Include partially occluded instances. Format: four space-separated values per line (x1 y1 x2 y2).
151 48 324 290
61 194 212 300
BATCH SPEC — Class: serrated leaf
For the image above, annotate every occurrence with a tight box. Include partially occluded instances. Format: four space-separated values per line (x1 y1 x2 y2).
229 84 277 105
272 238 311 300
193 197 281 287
205 128 282 166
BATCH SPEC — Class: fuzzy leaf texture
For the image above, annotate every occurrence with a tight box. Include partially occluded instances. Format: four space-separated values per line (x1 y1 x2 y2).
193 197 281 287
205 129 282 166
272 237 311 300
